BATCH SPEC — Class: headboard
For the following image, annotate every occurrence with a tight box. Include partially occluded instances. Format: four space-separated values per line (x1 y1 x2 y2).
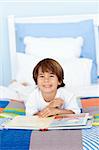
8 14 99 87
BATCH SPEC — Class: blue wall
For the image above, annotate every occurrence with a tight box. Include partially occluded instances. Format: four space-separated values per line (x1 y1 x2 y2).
0 1 99 86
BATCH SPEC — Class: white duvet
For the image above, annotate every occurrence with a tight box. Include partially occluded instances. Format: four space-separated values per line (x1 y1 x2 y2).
0 82 35 102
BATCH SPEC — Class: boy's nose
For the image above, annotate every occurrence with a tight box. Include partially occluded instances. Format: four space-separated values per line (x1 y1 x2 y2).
44 76 49 81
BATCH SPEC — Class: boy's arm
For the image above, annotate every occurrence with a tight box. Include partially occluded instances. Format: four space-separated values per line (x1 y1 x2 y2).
37 107 74 118
37 97 79 118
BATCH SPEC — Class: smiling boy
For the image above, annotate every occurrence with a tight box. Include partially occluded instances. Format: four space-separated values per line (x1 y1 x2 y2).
25 58 80 117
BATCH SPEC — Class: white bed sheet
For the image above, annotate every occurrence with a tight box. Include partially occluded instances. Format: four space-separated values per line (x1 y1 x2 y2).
66 84 99 98
0 82 35 102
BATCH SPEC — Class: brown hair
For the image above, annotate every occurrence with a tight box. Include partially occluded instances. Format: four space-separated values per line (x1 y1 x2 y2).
33 58 65 88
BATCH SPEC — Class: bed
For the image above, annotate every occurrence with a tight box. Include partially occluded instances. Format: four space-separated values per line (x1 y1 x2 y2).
0 14 99 150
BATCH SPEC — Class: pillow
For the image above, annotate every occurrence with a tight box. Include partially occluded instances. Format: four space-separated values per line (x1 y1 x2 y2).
16 53 38 85
16 53 92 87
24 36 83 59
61 58 92 87
16 19 97 83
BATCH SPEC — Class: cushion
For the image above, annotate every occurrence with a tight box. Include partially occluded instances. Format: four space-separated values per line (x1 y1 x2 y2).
24 36 83 59
61 58 92 87
16 53 37 85
16 53 92 87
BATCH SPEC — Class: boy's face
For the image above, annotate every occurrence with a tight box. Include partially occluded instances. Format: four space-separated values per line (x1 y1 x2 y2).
37 68 61 95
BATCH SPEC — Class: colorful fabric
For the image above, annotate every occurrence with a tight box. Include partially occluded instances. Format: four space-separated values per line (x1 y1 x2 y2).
92 114 99 126
79 97 99 113
82 127 99 150
3 108 25 115
0 98 99 149
0 129 31 150
0 127 98 150
0 101 9 113
0 100 25 116
81 97 99 108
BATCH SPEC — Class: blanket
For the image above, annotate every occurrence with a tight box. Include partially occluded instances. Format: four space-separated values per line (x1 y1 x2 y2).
0 127 98 150
0 98 99 150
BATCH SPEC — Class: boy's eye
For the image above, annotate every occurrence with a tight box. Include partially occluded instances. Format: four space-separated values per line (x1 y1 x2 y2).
50 74 55 77
50 75 54 77
39 75 44 78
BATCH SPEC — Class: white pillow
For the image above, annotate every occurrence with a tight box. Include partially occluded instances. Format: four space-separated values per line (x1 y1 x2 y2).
24 36 83 59
15 53 92 87
16 53 39 86
59 58 92 88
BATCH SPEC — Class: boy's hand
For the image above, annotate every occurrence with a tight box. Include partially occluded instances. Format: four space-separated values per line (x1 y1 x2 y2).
37 98 64 117
48 98 64 108
37 107 60 118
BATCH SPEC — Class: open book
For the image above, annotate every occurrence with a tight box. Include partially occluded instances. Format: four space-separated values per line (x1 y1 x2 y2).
2 113 92 130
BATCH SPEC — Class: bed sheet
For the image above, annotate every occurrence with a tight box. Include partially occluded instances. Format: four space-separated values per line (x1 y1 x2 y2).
0 82 35 102
66 84 99 98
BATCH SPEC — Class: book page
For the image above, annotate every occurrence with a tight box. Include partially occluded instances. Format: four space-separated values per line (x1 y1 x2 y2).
2 115 54 129
50 113 89 127
2 113 90 130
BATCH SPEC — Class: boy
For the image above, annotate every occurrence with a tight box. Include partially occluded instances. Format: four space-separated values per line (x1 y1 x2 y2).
25 58 80 117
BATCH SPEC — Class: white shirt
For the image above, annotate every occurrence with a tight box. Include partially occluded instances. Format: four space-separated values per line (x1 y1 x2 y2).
25 87 80 116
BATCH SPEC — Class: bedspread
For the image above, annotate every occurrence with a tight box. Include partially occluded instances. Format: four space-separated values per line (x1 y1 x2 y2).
0 127 99 150
0 98 99 150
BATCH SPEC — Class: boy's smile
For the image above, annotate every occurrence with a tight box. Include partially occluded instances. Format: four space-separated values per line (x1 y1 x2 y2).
37 68 61 101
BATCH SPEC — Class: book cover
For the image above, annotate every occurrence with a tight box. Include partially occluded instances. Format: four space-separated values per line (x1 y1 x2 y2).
2 113 91 130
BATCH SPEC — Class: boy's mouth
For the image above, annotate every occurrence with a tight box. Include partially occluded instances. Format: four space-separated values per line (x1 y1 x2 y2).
43 85 52 88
